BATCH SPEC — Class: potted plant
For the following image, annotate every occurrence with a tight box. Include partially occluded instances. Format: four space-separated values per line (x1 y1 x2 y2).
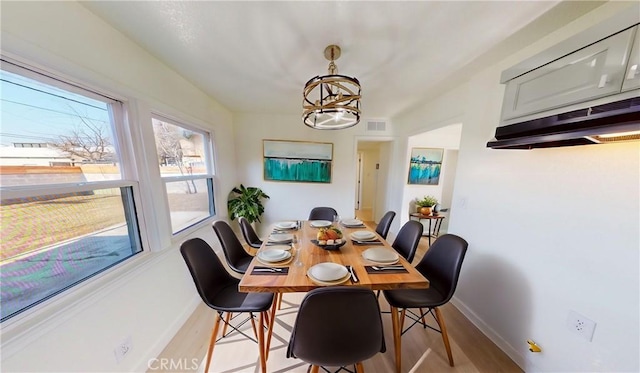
415 195 438 215
227 184 270 224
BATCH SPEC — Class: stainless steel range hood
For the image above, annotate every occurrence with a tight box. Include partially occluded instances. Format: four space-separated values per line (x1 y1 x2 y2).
487 97 640 149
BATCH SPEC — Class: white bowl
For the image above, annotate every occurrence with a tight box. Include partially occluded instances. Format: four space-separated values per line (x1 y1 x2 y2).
268 233 293 242
310 220 332 228
258 249 289 262
362 247 399 263
275 221 297 229
308 262 348 282
351 230 376 240
342 218 363 226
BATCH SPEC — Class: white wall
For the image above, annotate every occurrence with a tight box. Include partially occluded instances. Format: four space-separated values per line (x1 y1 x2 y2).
393 2 639 372
232 113 396 236
1 2 236 372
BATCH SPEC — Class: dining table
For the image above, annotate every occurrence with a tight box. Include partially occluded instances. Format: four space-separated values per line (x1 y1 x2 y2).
238 220 430 293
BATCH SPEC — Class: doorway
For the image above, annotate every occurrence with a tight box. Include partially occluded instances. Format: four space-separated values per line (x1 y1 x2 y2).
354 140 391 223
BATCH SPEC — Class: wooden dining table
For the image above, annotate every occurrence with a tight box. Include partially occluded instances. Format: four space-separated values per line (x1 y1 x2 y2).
238 220 429 293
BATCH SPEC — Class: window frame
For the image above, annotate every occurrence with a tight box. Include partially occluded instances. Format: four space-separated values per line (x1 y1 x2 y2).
149 113 217 236
0 57 151 322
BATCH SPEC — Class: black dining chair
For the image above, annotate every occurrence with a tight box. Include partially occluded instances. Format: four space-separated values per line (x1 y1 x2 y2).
308 206 338 221
383 234 468 373
287 287 386 373
391 220 423 264
376 219 423 301
375 210 396 239
180 238 275 373
212 220 254 274
239 216 263 249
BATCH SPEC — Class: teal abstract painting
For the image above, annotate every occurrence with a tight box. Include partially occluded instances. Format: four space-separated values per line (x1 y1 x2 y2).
408 148 443 185
263 140 332 183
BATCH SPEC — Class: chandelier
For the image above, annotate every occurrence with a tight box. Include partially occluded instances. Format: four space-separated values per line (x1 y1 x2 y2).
303 45 361 130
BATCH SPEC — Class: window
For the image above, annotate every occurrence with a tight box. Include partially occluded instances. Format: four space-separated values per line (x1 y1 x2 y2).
0 59 143 321
151 116 215 234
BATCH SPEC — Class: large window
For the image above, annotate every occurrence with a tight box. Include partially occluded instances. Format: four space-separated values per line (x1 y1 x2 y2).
0 60 143 321
151 116 215 234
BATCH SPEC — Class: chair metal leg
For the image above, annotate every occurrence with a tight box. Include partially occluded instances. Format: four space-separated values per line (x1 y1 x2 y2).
355 362 365 373
258 311 267 373
205 312 222 373
390 306 402 373
434 307 454 366
265 297 278 360
419 307 427 327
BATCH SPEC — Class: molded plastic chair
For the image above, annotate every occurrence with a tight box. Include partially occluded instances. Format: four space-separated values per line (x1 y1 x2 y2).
239 216 263 249
375 211 396 239
212 220 254 274
180 238 275 373
287 287 385 373
391 220 423 264
308 206 338 221
383 234 468 372
376 219 422 301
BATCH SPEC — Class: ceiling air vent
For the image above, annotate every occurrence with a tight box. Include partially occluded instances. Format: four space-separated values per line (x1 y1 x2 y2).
367 121 386 132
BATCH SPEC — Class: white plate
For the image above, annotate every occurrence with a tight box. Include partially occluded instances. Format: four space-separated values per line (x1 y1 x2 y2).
263 244 292 251
308 272 351 286
275 221 297 229
342 218 363 226
310 220 332 228
257 249 289 262
307 262 348 282
268 233 294 242
362 247 399 263
256 252 292 266
351 230 376 240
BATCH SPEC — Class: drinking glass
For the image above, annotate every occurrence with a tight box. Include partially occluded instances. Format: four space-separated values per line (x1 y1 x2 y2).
294 233 304 267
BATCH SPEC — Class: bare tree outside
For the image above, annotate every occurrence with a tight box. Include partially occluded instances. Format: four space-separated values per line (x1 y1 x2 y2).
50 106 113 163
153 120 197 193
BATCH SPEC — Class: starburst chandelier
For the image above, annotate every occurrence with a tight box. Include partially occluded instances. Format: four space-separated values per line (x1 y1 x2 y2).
303 45 361 130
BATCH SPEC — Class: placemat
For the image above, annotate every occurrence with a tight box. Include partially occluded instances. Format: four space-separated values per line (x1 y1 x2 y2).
251 266 289 275
364 265 408 273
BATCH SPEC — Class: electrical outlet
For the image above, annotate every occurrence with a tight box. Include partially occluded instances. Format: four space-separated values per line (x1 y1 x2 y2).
566 310 596 341
114 335 132 363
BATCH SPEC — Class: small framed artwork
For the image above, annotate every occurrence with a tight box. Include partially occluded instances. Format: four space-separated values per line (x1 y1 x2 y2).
263 140 333 183
408 147 443 185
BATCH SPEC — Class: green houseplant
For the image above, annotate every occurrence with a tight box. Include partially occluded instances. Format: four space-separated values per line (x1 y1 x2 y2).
415 195 438 215
227 184 270 224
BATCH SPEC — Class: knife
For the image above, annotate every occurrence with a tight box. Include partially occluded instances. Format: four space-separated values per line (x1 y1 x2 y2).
348 265 359 283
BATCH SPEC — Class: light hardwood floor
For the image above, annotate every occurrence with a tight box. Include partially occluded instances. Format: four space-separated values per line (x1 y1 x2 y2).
152 220 522 373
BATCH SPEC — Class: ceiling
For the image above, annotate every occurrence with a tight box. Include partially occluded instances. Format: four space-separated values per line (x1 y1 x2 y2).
81 1 604 120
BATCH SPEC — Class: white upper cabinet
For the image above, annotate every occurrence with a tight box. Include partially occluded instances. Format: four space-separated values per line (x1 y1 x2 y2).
501 27 637 121
622 27 640 92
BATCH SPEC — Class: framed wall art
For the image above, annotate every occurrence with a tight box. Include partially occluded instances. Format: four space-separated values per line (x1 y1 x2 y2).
408 147 443 185
263 140 333 183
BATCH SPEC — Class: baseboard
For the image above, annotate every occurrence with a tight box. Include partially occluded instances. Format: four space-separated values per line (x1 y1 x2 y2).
133 296 200 372
450 296 527 370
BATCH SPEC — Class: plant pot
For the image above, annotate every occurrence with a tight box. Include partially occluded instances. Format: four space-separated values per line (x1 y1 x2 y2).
419 206 432 215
